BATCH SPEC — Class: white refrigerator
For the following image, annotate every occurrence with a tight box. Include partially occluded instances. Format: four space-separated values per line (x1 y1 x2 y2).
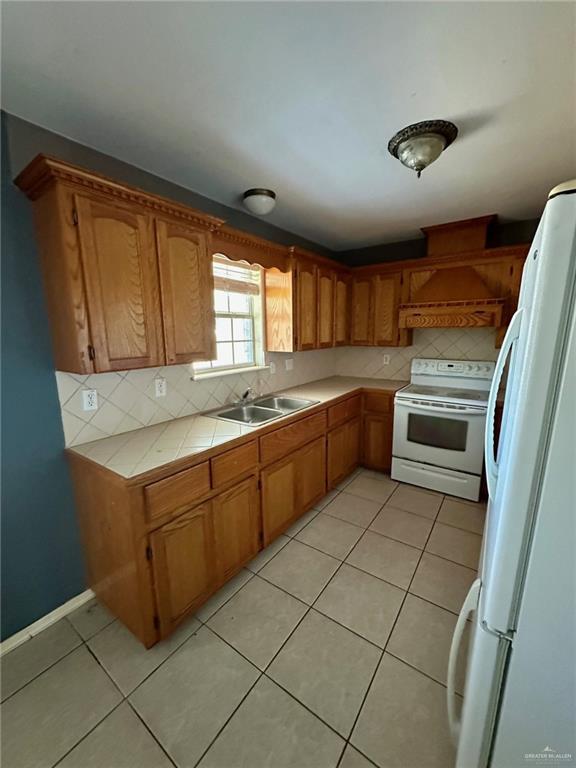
448 181 576 768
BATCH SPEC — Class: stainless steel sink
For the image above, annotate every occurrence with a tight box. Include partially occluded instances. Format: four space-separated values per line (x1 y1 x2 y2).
255 396 318 413
215 405 283 425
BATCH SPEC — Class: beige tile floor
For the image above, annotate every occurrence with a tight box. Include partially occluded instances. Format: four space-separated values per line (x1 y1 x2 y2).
1 469 485 768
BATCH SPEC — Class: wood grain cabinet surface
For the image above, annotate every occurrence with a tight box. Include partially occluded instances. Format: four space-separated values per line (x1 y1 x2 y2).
327 417 361 488
296 260 318 350
212 477 259 581
68 387 400 647
75 195 165 371
261 435 326 544
317 267 335 348
265 257 350 353
150 502 215 634
16 155 222 373
156 218 216 364
351 272 407 348
334 273 350 346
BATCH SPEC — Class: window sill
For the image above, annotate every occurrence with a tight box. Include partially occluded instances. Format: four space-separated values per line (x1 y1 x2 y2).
191 365 270 381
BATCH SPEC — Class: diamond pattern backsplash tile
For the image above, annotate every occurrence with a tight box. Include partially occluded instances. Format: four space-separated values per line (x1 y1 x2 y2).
335 328 499 382
57 349 338 446
57 329 499 447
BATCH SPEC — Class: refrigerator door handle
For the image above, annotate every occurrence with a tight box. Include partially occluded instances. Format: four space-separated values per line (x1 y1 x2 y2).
447 578 481 745
485 309 523 499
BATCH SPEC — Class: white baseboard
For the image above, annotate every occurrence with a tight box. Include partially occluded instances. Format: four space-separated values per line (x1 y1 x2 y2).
1 588 95 657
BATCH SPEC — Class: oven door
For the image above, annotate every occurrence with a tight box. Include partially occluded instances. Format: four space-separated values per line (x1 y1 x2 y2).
393 398 486 475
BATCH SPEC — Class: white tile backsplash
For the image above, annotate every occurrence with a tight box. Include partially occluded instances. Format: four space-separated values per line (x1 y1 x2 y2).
335 328 499 382
57 329 500 447
57 349 337 446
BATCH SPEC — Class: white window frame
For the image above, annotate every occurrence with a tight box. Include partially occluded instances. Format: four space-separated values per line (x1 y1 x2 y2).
192 256 267 379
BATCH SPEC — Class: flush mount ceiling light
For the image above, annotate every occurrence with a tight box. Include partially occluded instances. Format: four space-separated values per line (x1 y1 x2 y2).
242 188 277 216
388 120 458 178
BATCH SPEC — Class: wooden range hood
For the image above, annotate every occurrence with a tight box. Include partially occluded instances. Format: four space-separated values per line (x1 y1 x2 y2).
398 215 507 330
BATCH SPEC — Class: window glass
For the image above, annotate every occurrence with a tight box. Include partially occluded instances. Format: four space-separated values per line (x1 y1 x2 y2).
193 257 264 374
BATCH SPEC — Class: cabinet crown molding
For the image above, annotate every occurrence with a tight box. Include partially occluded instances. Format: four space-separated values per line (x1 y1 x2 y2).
15 154 225 232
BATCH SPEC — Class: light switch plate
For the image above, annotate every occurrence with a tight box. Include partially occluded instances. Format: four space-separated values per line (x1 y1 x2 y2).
82 389 98 411
285 358 294 371
269 361 276 375
154 377 167 397
382 354 390 366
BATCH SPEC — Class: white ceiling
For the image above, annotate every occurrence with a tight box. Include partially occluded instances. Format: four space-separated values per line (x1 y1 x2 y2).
2 2 575 250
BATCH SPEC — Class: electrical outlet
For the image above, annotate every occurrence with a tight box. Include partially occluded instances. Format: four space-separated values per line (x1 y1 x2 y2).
285 358 294 371
82 389 98 411
154 377 167 397
269 361 276 375
382 354 390 366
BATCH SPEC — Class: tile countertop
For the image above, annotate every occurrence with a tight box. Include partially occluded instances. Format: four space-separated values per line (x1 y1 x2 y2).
68 376 407 480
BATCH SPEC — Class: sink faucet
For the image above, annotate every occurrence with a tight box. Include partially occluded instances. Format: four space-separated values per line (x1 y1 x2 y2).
239 387 257 404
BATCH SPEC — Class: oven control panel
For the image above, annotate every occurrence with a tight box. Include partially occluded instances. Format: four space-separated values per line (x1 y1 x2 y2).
411 358 495 378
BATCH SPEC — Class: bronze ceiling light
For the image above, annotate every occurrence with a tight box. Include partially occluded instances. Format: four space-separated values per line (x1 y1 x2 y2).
388 120 458 178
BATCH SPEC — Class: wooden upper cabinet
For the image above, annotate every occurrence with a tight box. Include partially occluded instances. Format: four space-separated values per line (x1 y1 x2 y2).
150 502 215 634
75 195 165 371
156 218 215 364
334 273 349 346
16 155 224 374
264 268 294 353
317 267 335 348
350 277 373 345
296 261 317 350
373 272 402 346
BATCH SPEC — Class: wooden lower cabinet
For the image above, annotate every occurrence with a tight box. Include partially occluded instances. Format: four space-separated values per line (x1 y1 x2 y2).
151 476 259 635
261 436 326 545
327 418 361 488
297 437 327 511
261 454 297 544
213 477 259 580
363 413 394 472
150 502 215 635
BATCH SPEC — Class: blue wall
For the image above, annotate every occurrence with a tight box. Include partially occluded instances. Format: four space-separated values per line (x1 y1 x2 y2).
1 119 86 640
0 112 333 641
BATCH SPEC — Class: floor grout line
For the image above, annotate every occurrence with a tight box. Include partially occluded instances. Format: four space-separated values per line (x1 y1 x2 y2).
342 492 445 762
6 473 483 768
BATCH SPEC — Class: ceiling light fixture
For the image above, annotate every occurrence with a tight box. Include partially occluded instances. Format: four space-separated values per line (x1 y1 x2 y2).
242 188 277 216
388 120 458 178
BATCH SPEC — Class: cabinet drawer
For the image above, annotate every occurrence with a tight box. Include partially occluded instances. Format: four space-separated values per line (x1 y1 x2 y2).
260 411 327 465
145 462 211 522
211 441 258 489
328 395 361 428
363 391 393 414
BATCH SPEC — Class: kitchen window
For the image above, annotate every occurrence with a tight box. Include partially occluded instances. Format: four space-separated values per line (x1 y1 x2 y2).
193 255 265 376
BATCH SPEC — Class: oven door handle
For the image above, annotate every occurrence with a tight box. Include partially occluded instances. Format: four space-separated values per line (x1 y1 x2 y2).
395 401 486 417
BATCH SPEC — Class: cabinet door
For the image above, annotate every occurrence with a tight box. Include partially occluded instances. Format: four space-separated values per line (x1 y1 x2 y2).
213 477 260 581
363 414 393 472
261 455 297 544
328 418 360 488
350 277 373 345
345 418 361 476
296 437 327 512
373 273 401 346
297 262 317 350
75 195 164 371
150 502 215 633
334 274 349 346
156 219 216 364
317 267 335 348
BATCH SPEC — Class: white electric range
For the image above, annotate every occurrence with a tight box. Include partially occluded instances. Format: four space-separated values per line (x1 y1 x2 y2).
391 358 496 501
